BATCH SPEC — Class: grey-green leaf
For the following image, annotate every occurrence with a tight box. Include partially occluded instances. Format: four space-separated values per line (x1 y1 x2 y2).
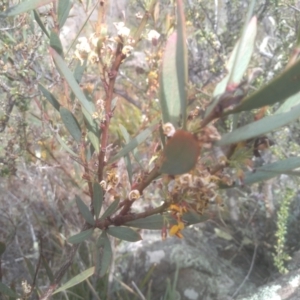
0 0 52 17
106 226 142 242
93 182 103 219
0 282 18 298
96 231 112 277
53 267 95 294
39 84 60 111
231 56 300 113
109 123 157 164
50 30 64 57
87 131 100 153
125 215 167 229
75 195 95 225
33 10 49 38
56 133 79 157
50 48 95 115
216 102 300 146
60 107 82 142
176 0 188 129
68 229 94 244
99 199 120 221
243 157 300 185
159 32 183 127
57 0 72 29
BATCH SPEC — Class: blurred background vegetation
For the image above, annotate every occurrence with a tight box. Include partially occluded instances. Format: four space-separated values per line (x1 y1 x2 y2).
2 0 300 299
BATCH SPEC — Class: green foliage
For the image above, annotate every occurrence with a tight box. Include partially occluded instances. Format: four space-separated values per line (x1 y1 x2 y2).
2 0 300 298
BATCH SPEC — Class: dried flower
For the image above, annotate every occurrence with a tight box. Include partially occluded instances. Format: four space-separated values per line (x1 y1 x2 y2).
163 122 176 137
129 189 141 200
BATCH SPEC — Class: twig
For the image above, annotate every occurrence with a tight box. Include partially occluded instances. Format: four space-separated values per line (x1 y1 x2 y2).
231 243 258 298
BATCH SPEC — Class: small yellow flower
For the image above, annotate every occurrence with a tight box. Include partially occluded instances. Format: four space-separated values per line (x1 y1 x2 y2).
169 221 185 238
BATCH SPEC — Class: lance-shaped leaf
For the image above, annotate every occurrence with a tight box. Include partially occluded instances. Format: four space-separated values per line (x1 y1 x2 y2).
176 0 188 128
160 130 199 175
68 229 94 244
74 59 87 83
87 131 100 153
159 31 187 127
216 102 300 146
0 282 18 298
56 133 78 157
93 182 103 219
242 157 300 185
50 48 95 115
96 231 112 277
33 10 49 38
125 214 168 229
99 199 120 221
60 107 82 142
275 92 300 114
75 195 95 225
206 14 257 117
52 267 95 294
125 212 209 229
57 0 72 29
39 84 60 111
106 226 142 242
230 57 300 114
50 30 64 57
0 0 52 17
109 123 157 164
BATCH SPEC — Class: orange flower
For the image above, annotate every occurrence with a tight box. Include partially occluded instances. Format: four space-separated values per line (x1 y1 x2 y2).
169 221 185 238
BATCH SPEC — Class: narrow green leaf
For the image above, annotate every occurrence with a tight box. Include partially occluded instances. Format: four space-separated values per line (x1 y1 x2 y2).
231 57 300 113
243 157 300 185
96 231 112 277
99 199 120 221
109 123 157 164
176 0 188 129
39 84 60 111
275 92 300 114
0 0 52 17
216 102 300 146
50 30 64 57
50 48 95 115
56 133 79 157
42 256 54 282
119 124 130 143
33 10 49 38
125 215 167 229
0 241 6 255
160 130 199 175
68 229 94 244
207 14 257 117
60 107 82 142
93 182 103 219
57 0 72 29
124 154 133 186
159 32 183 127
52 267 95 294
87 131 100 153
75 195 95 225
74 59 87 83
106 227 142 242
228 14 257 85
0 282 18 298
182 211 209 225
